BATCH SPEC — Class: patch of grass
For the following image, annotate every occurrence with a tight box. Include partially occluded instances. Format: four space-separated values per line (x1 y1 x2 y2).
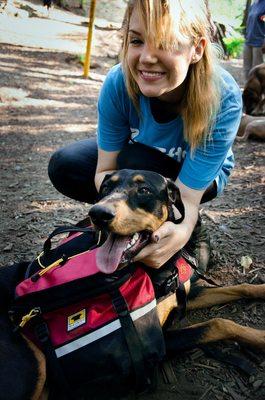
77 54 85 65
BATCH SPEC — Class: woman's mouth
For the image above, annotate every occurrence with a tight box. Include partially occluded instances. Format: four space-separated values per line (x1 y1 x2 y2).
139 70 165 82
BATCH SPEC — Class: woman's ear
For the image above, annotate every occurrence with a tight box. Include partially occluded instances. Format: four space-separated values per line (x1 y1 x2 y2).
191 37 207 63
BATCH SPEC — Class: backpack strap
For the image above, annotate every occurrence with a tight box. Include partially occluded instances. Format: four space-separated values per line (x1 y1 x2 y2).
181 248 221 287
34 319 75 400
43 225 95 253
111 289 152 393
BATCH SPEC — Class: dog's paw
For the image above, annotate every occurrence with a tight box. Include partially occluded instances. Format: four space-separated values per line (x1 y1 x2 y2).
252 283 265 299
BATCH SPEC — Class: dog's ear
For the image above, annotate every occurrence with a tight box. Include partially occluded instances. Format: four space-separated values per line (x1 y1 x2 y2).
101 173 112 185
166 179 185 224
97 173 113 200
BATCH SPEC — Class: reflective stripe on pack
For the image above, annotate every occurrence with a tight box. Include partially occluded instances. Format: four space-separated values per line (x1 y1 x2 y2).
55 299 156 358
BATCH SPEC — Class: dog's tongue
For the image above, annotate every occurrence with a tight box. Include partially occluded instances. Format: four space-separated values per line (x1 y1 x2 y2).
96 233 129 274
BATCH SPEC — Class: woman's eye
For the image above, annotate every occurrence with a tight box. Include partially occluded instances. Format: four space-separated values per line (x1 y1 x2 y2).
129 38 143 46
138 187 151 195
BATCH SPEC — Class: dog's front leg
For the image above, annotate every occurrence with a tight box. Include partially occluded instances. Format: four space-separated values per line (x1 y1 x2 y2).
165 318 265 354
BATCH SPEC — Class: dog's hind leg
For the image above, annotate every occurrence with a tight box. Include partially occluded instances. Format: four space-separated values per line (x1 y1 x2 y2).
164 283 265 353
187 283 265 310
165 318 265 354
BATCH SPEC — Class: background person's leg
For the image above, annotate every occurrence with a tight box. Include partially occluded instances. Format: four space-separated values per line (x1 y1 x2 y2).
243 44 253 81
48 138 98 203
252 46 264 69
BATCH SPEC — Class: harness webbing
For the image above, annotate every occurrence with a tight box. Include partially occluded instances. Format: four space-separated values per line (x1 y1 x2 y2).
34 319 75 400
111 289 152 393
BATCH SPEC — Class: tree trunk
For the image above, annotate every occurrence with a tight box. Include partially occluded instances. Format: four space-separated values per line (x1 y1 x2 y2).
241 0 252 35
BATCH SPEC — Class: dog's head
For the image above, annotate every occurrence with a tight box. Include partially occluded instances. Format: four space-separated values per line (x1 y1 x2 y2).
89 169 185 274
243 64 265 115
243 88 260 115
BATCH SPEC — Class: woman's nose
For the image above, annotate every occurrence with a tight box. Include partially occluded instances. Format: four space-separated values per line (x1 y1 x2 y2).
139 43 158 64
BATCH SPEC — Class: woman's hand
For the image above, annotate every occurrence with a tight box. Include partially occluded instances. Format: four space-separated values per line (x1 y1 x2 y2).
133 179 205 269
133 221 190 268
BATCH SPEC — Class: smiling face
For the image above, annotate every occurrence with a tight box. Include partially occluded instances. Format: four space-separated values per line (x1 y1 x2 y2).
126 7 201 103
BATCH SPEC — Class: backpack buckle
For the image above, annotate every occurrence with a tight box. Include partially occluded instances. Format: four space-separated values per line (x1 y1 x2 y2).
35 321 50 343
111 290 129 317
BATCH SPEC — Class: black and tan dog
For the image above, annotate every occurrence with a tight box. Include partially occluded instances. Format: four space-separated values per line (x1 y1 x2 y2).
89 169 265 350
243 63 265 116
0 169 264 400
237 113 265 141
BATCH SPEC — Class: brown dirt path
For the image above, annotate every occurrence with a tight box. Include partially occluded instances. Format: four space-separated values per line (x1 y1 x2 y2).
0 2 264 399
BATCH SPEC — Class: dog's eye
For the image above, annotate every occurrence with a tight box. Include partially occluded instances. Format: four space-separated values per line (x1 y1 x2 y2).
138 187 151 195
100 185 110 195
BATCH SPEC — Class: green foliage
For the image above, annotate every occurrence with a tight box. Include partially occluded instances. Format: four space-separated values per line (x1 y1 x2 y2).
78 54 85 65
223 37 245 58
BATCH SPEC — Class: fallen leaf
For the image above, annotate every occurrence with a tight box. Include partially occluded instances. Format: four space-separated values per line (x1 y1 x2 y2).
240 255 253 274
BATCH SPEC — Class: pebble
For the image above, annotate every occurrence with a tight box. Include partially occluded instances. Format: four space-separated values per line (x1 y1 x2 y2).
252 380 263 390
3 243 13 252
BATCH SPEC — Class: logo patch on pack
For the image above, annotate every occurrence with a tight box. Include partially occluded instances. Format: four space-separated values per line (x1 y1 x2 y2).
67 309 86 331
176 257 193 284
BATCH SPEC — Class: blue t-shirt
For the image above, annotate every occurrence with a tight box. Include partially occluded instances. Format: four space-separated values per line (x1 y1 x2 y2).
97 64 242 194
245 0 265 47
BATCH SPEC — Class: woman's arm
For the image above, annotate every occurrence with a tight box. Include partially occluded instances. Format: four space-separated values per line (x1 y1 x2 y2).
133 180 205 268
94 148 120 192
95 66 132 191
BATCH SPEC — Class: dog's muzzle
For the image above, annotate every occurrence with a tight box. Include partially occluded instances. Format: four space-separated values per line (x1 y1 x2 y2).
89 205 115 229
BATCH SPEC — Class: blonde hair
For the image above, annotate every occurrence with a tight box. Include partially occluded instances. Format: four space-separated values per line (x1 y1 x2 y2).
120 0 222 150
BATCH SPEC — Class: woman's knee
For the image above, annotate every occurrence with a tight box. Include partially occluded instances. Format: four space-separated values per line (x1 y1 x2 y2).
48 139 98 202
48 146 75 184
48 139 97 182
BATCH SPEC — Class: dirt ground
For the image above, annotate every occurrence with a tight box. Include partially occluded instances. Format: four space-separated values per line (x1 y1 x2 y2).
0 1 265 399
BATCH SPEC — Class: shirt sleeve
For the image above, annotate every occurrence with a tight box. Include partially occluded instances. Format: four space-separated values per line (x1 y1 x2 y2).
97 65 132 151
178 76 242 191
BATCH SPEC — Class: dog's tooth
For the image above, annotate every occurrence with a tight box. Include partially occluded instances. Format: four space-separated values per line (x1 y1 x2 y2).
133 233 139 241
125 233 139 252
125 242 131 250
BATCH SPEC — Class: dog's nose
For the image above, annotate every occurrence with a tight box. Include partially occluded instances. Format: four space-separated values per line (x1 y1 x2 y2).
89 205 115 228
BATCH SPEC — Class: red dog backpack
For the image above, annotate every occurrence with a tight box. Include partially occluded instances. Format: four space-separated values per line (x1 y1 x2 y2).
10 226 166 399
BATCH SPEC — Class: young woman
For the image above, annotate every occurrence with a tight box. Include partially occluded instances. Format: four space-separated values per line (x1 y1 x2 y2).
48 0 242 271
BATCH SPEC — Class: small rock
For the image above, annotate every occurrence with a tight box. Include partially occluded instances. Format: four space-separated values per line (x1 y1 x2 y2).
257 273 265 283
90 61 101 69
3 243 13 252
0 87 29 102
253 379 263 390
107 52 118 60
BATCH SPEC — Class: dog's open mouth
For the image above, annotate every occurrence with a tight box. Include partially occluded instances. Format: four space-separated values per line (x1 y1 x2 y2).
96 231 151 274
